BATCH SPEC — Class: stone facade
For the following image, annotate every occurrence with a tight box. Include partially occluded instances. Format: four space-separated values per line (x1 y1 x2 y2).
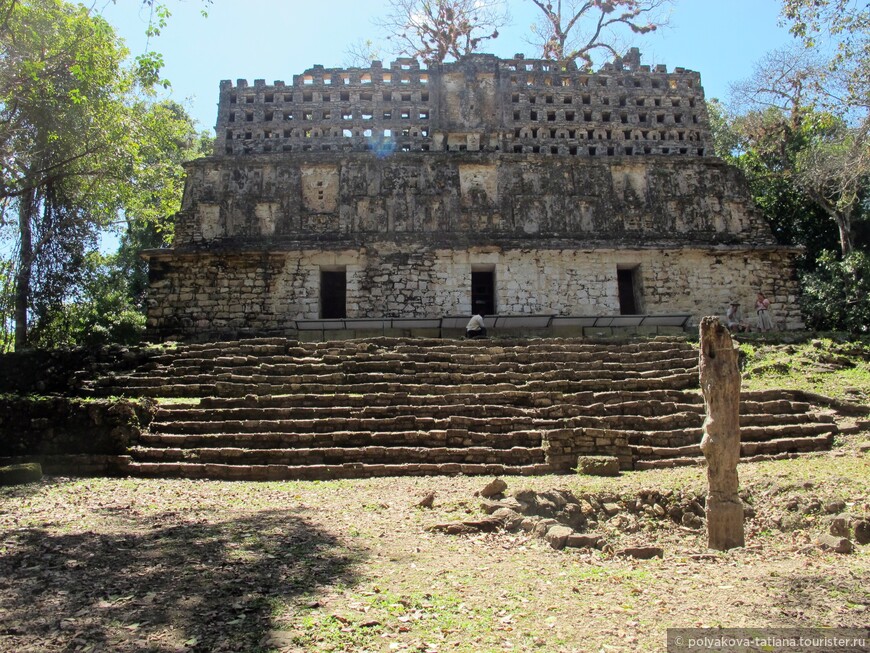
215 49 710 158
144 52 803 340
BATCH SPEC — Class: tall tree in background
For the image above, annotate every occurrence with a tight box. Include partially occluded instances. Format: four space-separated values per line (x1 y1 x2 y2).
0 0 139 349
373 0 508 64
725 5 870 330
707 98 837 264
0 0 202 350
776 1 870 259
528 0 671 69
729 47 868 257
781 0 869 110
112 101 212 310
26 101 211 348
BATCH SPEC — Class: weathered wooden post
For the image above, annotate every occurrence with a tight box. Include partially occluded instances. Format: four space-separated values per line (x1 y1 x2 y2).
699 316 745 550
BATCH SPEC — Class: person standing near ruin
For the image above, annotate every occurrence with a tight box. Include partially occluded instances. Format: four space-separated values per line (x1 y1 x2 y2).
465 313 487 339
755 292 772 332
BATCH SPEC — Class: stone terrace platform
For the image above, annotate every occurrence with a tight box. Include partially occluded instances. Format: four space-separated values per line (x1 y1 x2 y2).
79 336 839 481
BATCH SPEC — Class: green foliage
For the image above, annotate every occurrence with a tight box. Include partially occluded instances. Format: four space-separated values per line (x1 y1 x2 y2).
0 0 143 200
28 252 145 347
706 98 740 160
0 0 149 348
121 100 213 241
800 250 870 333
714 103 842 263
735 149 838 265
0 1 211 350
780 0 869 109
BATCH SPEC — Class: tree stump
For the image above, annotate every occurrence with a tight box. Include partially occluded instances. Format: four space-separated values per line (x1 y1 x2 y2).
699 316 745 550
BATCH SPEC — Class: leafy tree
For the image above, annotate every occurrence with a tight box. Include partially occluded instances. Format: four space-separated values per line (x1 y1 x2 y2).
800 250 870 333
0 0 210 351
0 0 149 349
708 99 839 265
28 251 146 348
706 98 741 160
528 0 671 69
728 48 868 257
781 0 869 110
793 119 869 256
114 101 212 309
371 0 508 64
724 37 869 330
0 98 210 350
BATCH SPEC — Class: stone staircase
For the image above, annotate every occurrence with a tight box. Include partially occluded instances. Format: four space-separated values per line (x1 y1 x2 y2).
84 337 839 480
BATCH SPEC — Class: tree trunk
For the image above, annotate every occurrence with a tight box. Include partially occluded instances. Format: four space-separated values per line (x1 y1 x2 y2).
833 209 854 257
14 187 35 351
699 316 745 551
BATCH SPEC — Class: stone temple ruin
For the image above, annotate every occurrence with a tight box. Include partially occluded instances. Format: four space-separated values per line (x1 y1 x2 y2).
143 50 804 340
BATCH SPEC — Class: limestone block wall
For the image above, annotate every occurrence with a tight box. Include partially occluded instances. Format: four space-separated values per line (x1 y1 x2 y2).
215 50 710 159
145 245 803 339
170 155 774 249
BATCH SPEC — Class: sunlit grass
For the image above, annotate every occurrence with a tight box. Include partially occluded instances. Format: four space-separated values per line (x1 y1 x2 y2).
738 336 870 402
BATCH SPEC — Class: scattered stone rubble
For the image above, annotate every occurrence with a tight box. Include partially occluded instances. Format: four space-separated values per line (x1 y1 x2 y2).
426 478 870 556
427 479 717 557
772 487 869 552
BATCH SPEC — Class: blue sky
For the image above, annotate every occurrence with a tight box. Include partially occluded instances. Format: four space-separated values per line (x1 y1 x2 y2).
100 0 799 134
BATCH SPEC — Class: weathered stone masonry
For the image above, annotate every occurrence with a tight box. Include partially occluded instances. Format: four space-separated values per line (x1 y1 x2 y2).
144 52 803 340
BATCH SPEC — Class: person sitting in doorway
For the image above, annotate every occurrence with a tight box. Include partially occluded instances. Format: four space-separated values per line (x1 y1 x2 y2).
465 313 487 339
725 301 747 333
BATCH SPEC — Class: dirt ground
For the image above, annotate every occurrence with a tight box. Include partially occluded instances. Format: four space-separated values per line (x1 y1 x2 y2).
1 448 868 653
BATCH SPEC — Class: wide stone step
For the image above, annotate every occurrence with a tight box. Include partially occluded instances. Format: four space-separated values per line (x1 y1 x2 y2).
154 349 698 372
99 338 696 367
739 399 814 415
741 422 838 441
154 403 537 422
202 373 699 397
154 400 820 439
128 444 547 466
566 411 703 430
92 354 703 396
628 420 838 450
740 412 835 427
148 407 718 436
741 432 836 456
141 360 699 384
169 335 690 351
152 402 710 426
633 433 835 469
107 362 698 388
149 415 557 436
187 388 703 410
119 459 554 481
138 428 545 450
95 384 217 398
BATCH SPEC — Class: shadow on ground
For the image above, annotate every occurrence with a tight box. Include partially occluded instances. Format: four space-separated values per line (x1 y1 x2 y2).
0 507 360 652
772 572 870 626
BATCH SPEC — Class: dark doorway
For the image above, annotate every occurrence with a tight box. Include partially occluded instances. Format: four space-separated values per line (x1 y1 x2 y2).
471 270 495 315
617 268 638 315
321 270 346 318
